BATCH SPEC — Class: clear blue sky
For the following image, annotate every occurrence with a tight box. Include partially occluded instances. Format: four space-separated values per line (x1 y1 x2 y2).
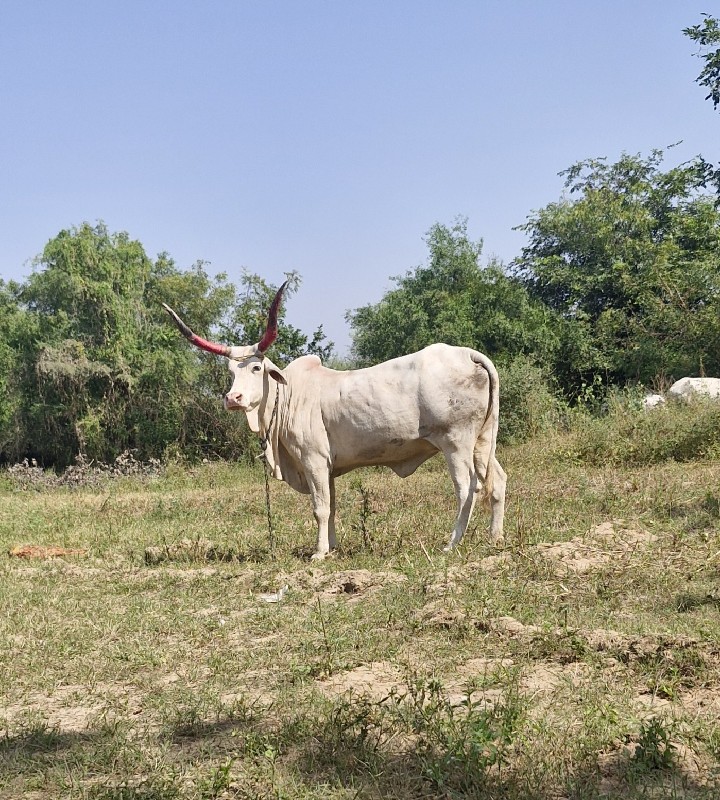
1 1 718 354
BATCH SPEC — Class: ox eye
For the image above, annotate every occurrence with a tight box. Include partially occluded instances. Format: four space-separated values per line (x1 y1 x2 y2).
252 364 262 373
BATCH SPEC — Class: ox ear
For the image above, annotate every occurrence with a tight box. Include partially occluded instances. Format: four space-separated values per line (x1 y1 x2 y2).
267 366 288 385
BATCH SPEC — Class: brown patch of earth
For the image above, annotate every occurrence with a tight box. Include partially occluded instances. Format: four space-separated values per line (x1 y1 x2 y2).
319 655 597 718
0 682 142 736
458 656 515 676
458 657 592 711
8 544 88 558
424 552 514 598
534 519 656 576
676 686 720 715
521 662 591 696
413 598 491 631
442 657 516 708
317 661 404 701
310 569 407 603
417 610 541 638
493 615 541 636
477 552 514 571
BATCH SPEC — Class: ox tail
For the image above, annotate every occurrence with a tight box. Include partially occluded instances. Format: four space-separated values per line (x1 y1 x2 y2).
472 351 500 509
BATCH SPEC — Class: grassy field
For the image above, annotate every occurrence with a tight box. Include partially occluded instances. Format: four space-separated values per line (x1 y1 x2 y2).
1 425 719 799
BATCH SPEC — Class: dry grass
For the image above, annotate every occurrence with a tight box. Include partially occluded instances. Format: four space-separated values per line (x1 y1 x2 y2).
1 432 719 799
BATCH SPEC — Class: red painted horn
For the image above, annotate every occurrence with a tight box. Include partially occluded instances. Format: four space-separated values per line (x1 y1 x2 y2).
162 280 288 357
257 281 288 354
161 303 231 356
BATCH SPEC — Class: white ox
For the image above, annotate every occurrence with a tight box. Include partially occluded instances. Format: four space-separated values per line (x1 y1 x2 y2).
163 283 506 560
641 393 666 409
667 377 720 403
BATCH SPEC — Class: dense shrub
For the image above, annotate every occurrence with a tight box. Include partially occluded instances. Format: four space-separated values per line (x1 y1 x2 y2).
0 224 331 468
497 355 563 444
566 394 720 465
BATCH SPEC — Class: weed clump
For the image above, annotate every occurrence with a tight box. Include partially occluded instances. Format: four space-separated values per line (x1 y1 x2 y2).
308 675 524 794
632 718 677 771
497 355 563 443
5 451 162 490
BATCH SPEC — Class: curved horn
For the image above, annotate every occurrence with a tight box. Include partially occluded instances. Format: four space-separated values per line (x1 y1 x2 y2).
256 281 289 354
161 303 231 357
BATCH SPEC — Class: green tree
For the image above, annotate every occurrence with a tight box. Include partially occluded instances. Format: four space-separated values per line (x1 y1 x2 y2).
515 150 720 394
224 270 333 363
347 219 562 442
0 280 35 460
347 218 558 367
684 14 720 110
18 223 153 463
151 268 334 461
133 254 242 463
1 223 333 467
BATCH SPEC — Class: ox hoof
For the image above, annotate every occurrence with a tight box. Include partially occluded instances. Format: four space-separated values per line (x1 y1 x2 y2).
310 551 330 561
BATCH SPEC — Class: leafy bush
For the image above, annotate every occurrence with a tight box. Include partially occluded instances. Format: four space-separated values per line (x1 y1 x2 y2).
0 224 331 467
566 393 720 465
497 354 563 444
397 676 523 791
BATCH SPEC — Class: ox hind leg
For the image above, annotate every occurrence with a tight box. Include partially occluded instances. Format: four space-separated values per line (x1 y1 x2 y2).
483 456 506 545
441 443 506 552
441 447 480 552
473 437 506 546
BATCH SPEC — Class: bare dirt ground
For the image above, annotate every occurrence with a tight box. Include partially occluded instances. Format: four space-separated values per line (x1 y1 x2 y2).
2 465 720 800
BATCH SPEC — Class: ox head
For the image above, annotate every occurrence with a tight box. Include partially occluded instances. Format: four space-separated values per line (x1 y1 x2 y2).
162 281 288 413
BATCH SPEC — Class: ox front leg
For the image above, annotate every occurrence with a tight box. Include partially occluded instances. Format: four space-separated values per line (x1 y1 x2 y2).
328 477 337 552
442 449 478 552
307 465 336 561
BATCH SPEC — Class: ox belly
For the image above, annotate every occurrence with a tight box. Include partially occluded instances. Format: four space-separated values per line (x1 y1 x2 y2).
332 436 439 478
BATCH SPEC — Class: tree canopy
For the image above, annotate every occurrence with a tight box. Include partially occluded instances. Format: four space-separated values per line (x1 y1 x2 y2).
684 14 720 110
514 150 720 392
347 219 559 368
0 222 332 467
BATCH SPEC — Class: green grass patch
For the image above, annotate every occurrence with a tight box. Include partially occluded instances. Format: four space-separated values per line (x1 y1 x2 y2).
1 428 720 798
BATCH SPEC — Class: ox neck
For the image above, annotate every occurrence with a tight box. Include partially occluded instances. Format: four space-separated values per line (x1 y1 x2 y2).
258 380 281 452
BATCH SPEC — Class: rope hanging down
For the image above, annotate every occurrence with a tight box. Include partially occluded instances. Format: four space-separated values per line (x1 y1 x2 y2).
258 383 280 551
